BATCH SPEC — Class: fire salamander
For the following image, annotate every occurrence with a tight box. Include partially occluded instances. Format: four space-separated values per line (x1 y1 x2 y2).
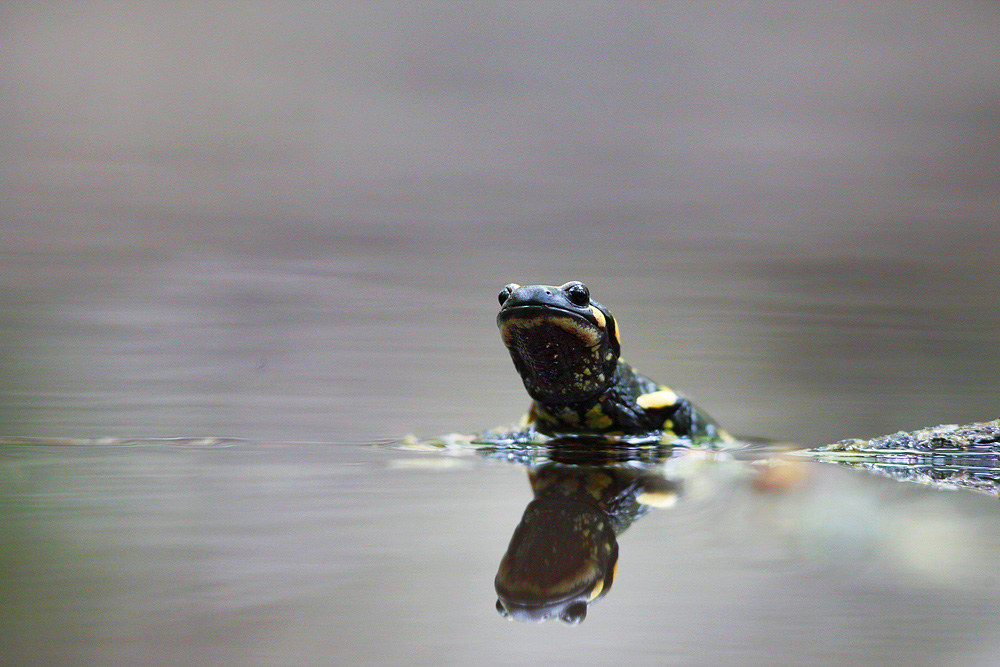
497 281 724 444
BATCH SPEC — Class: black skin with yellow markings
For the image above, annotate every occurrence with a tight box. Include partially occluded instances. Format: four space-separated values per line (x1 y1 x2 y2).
498 281 720 442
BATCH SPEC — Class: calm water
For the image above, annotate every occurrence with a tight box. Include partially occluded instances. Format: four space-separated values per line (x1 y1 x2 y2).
3 3 1000 666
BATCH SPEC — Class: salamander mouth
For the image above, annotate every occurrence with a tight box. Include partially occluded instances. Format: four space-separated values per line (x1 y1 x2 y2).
498 307 608 403
498 306 602 350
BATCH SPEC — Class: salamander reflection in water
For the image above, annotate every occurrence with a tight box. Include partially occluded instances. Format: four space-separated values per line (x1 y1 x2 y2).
495 456 679 624
496 282 727 445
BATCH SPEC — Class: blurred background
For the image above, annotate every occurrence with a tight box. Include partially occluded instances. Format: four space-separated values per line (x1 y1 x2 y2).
2 1 998 446
3 3 1000 667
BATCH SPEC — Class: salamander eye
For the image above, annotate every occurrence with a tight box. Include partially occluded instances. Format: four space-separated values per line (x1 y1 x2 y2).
498 283 520 306
560 601 588 625
562 281 590 307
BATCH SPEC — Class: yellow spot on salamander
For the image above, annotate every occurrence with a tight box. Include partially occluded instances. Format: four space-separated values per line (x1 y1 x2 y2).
585 404 613 430
637 489 678 508
585 472 612 499
559 476 580 494
658 419 677 443
589 305 606 329
588 577 604 601
558 407 581 426
636 389 679 410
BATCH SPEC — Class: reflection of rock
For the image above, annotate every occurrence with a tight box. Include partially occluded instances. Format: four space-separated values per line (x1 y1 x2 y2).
495 461 679 624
